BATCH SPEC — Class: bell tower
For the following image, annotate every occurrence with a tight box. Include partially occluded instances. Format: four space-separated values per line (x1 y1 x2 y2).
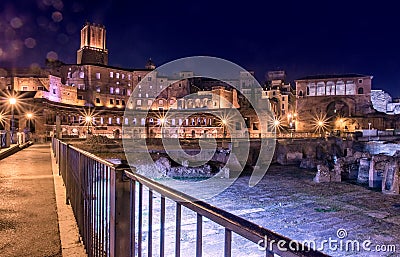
77 22 108 65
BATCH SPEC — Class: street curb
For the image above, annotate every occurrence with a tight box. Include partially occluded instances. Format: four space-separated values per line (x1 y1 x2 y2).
0 141 34 161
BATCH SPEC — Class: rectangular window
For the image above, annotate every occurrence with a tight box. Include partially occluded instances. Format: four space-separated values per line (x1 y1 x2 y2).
22 86 28 91
96 98 100 104
116 73 120 79
109 117 112 124
115 88 120 94
110 99 114 104
116 99 120 105
148 77 152 81
138 76 141 81
100 117 104 124
116 117 120 124
53 89 56 94
96 86 101 93
138 93 142 97
96 73 101 79
137 99 142 106
127 89 131 96
78 95 83 100
110 87 114 94
121 74 125 79
79 71 84 79
358 79 363 84
110 72 114 78
282 104 285 109
38 86 44 91
121 100 125 106
128 74 131 80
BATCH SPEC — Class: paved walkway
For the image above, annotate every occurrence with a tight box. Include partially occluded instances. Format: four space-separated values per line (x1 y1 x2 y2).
0 144 61 257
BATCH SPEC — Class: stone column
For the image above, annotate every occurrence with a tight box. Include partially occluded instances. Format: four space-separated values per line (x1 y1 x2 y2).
382 160 399 195
357 157 370 184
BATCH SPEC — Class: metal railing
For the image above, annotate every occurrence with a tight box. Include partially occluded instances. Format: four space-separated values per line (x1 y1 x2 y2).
52 137 330 257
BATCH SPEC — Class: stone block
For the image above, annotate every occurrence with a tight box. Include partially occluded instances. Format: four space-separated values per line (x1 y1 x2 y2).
313 164 340 183
357 158 370 184
382 161 399 195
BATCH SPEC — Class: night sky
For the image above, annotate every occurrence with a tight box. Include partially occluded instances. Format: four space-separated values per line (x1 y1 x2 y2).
1 0 400 97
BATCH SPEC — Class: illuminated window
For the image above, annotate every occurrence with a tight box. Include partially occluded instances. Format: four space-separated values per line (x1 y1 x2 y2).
110 72 114 78
138 93 141 97
110 87 114 94
159 99 163 105
108 117 112 124
137 99 142 106
121 74 125 79
115 88 120 94
79 72 84 78
146 93 149 98
116 73 120 79
141 118 145 126
127 89 131 96
148 77 151 81
116 117 120 124
128 74 131 80
96 73 101 79
96 86 101 93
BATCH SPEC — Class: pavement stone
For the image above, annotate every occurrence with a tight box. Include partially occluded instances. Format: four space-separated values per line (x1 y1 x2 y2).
0 144 62 257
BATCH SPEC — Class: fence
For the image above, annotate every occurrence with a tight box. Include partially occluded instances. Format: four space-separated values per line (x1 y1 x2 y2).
52 137 329 257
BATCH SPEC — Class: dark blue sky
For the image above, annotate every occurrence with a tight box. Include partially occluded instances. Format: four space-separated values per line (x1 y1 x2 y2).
1 0 400 96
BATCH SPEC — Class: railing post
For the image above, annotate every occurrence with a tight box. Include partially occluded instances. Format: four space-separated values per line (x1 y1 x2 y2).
113 165 132 257
65 143 70 205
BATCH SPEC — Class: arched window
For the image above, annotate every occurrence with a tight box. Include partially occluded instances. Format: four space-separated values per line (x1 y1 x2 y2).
298 90 303 96
358 87 364 94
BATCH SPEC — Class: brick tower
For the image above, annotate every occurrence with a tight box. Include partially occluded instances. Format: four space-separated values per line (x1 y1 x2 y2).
77 22 108 65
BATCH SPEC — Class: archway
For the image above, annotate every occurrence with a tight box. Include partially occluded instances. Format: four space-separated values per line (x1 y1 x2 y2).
326 100 350 118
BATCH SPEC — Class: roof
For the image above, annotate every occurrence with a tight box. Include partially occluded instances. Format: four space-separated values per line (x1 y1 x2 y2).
296 73 371 81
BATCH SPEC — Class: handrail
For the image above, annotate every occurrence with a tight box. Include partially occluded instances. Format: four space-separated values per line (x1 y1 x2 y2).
125 171 330 257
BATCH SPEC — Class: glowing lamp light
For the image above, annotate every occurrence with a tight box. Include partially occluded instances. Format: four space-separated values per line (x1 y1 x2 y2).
9 97 17 105
274 120 280 126
222 119 227 125
26 113 33 119
85 116 92 123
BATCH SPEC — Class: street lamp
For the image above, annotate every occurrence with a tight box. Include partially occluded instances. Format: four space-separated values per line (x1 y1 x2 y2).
85 116 92 135
26 113 33 140
9 97 16 144
221 119 227 138
26 113 33 131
